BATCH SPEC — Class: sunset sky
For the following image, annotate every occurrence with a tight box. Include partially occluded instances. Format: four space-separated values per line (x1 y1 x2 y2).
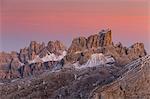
1 0 150 53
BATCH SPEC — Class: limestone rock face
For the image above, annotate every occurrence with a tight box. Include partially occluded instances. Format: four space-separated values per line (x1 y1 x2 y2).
78 50 93 65
99 42 147 66
30 41 45 54
64 52 82 64
38 48 50 58
65 37 88 63
127 43 146 60
28 41 45 60
99 29 112 47
19 40 66 63
66 29 113 64
19 48 29 63
0 52 12 79
114 42 128 56
0 52 13 67
0 51 21 79
87 34 100 49
9 58 24 79
66 40 147 67
68 29 112 54
68 37 87 54
47 41 55 53
47 40 66 55
19 41 45 63
54 40 66 51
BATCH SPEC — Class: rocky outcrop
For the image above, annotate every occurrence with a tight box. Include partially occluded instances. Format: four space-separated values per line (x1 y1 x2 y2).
19 40 66 63
47 40 66 55
19 47 29 63
87 34 100 49
0 52 13 67
127 43 147 60
0 51 20 79
19 41 45 63
114 42 128 56
68 29 112 54
66 29 113 64
66 41 147 66
0 40 66 80
29 41 45 55
99 29 112 47
68 37 87 53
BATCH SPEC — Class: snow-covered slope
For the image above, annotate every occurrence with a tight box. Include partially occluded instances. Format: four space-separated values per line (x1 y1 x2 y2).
28 51 67 64
41 51 67 62
105 56 115 64
28 55 42 64
74 53 115 69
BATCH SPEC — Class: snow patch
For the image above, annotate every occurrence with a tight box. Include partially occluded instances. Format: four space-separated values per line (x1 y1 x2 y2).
28 55 42 64
41 51 67 62
105 56 115 64
74 53 115 69
28 51 67 64
75 51 82 54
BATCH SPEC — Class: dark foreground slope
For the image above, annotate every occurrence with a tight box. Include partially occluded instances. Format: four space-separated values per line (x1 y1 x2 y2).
90 55 150 99
0 55 149 99
0 65 119 99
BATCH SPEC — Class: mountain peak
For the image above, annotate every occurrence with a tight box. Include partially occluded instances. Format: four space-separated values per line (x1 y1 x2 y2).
68 29 112 54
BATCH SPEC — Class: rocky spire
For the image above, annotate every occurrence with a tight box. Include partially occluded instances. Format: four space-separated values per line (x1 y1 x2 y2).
99 29 112 47
87 34 100 49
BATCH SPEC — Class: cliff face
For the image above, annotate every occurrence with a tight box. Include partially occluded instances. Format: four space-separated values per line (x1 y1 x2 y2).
68 29 112 54
87 34 100 49
90 55 150 99
99 29 112 47
68 37 87 53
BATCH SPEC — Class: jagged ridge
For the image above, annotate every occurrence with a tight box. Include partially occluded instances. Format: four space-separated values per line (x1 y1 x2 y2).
0 29 147 82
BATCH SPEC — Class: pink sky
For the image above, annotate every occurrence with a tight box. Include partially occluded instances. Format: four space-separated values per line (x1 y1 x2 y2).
0 0 150 53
